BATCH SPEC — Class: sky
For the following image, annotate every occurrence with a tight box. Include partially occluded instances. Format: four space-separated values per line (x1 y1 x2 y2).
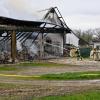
0 0 100 30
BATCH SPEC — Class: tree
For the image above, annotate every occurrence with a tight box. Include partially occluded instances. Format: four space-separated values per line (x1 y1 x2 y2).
74 29 93 43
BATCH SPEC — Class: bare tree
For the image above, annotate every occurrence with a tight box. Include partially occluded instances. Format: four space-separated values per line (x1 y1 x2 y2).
74 29 93 43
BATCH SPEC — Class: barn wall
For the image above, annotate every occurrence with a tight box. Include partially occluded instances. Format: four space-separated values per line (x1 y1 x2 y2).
46 33 63 55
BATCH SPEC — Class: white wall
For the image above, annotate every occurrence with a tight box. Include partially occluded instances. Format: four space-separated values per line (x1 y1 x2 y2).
66 33 79 47
46 33 63 54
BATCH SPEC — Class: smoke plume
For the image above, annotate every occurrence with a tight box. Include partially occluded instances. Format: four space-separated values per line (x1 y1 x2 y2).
0 0 40 20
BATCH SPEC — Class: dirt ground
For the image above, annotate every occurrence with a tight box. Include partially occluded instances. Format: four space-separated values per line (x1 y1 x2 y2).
0 58 100 97
18 58 100 75
0 79 100 97
49 57 100 66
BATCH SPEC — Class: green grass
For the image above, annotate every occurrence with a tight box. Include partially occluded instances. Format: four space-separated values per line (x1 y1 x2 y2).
0 62 70 69
40 71 100 80
0 62 68 72
0 62 100 80
7 71 100 80
18 62 68 67
32 90 100 100
0 66 18 71
0 71 100 80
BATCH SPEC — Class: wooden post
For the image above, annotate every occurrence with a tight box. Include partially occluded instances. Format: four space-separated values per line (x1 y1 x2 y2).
63 31 66 56
39 33 44 59
11 31 16 63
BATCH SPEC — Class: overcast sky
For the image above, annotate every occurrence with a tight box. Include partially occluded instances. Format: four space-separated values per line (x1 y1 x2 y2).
0 0 100 30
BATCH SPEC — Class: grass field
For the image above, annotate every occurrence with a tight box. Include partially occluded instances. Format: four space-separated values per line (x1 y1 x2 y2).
0 62 100 80
40 71 100 80
0 71 100 80
32 90 100 100
18 62 69 67
0 62 69 69
0 70 100 80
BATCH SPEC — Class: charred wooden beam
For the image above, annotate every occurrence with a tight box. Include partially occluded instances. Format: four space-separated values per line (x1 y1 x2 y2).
0 32 11 43
0 16 43 27
31 33 40 44
0 25 71 33
17 32 26 40
16 32 21 38
19 32 30 42
22 32 33 43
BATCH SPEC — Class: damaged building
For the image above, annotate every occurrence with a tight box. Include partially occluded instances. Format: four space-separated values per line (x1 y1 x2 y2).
0 7 71 63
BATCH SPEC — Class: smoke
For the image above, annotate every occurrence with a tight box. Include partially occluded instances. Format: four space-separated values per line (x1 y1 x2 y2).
17 40 23 51
7 0 33 13
0 0 10 17
0 0 40 20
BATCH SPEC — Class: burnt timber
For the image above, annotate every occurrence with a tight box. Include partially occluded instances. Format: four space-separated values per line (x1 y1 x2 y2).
0 16 71 33
0 16 71 63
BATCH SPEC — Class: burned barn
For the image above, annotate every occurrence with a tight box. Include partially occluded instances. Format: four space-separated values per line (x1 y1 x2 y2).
0 7 71 63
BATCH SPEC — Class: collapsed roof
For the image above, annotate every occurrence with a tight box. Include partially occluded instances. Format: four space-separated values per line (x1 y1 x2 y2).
0 7 71 33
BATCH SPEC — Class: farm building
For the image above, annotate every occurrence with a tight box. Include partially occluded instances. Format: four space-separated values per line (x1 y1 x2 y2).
0 7 71 63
